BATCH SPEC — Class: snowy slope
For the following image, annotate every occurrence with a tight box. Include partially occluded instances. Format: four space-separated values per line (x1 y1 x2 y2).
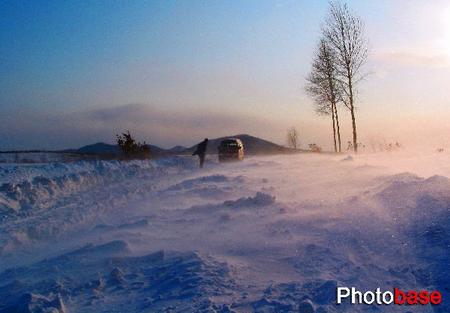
0 152 449 312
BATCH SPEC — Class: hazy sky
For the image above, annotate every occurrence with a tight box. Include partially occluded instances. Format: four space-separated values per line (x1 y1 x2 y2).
2 0 450 150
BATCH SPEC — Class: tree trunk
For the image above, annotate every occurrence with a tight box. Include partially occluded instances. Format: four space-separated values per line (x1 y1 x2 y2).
350 108 357 152
333 103 342 152
348 77 358 153
331 104 337 153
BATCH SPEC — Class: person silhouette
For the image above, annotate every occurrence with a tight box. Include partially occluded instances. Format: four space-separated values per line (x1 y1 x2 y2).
192 138 208 168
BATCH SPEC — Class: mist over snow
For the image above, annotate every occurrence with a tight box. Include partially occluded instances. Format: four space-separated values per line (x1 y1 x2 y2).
0 151 449 312
0 104 311 151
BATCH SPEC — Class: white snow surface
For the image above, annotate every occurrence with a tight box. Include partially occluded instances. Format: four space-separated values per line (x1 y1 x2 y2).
0 152 449 312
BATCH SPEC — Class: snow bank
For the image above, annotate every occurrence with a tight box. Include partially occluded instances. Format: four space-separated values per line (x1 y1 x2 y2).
3 293 67 313
373 174 450 311
223 192 276 208
0 241 236 313
0 157 198 214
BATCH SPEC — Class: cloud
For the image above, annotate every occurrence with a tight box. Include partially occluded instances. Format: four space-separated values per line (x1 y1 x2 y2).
0 103 288 150
374 50 450 68
83 103 247 129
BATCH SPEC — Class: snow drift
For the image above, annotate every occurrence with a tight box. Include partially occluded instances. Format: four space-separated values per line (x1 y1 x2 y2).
0 157 198 215
1 152 449 312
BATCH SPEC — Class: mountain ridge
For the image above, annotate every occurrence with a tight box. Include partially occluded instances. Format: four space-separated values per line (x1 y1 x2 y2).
74 134 300 157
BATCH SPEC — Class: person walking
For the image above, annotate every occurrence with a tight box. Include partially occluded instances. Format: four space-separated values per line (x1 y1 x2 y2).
193 138 208 168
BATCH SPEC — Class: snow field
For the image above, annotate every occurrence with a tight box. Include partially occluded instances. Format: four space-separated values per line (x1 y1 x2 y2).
0 152 449 312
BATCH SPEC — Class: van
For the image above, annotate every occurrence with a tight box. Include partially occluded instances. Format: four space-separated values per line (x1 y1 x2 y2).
218 138 244 161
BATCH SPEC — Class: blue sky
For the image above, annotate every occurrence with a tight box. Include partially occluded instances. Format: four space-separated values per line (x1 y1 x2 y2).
1 1 320 109
2 0 450 149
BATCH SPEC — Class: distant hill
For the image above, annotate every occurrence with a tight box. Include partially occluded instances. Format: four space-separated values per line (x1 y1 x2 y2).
73 134 298 157
148 145 171 158
76 142 119 154
185 134 295 155
168 145 188 153
172 134 300 156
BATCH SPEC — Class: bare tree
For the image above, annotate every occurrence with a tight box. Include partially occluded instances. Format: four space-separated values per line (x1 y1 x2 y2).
287 127 299 149
323 1 368 153
305 39 342 153
116 130 151 159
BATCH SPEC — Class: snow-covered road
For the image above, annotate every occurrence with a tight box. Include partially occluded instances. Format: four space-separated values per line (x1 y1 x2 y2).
0 153 449 312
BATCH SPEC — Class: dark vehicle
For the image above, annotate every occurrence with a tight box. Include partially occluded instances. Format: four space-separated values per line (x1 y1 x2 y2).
218 138 244 162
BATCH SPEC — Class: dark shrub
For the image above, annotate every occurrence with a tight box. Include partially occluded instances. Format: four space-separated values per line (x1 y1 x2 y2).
116 131 151 159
